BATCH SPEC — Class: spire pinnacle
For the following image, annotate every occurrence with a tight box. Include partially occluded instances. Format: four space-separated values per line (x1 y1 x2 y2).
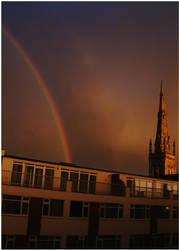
155 81 169 153
159 80 166 113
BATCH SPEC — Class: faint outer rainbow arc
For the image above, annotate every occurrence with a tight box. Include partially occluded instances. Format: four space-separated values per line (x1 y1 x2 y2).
3 27 72 163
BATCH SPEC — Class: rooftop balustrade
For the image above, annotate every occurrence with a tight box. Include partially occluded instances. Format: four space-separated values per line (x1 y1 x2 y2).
1 170 178 200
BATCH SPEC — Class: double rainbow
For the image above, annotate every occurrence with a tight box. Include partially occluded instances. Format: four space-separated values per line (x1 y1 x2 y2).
3 26 72 163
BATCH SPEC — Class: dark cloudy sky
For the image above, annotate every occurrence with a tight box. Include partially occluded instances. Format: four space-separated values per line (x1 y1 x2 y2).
2 2 178 175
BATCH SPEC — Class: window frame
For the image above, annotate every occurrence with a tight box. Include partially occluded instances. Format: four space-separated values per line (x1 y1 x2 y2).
2 195 29 216
130 205 150 219
100 203 123 219
42 199 64 218
70 201 89 218
28 235 61 249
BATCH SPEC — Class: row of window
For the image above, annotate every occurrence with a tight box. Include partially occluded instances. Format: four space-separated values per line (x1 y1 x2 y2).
2 235 121 249
130 233 178 248
2 195 178 219
127 178 178 199
2 233 178 249
10 162 97 194
2 235 61 249
7 162 178 198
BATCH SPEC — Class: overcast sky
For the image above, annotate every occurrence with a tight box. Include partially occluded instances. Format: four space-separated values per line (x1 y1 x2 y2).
2 2 178 175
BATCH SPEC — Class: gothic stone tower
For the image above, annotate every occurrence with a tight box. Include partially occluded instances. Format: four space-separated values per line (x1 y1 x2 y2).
149 82 176 177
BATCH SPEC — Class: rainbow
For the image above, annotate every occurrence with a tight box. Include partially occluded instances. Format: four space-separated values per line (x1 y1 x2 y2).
3 26 72 163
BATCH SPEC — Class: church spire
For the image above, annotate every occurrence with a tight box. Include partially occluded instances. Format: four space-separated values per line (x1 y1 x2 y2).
149 81 176 177
155 81 169 153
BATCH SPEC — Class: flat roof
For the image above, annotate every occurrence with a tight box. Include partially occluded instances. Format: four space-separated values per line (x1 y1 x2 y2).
2 154 178 182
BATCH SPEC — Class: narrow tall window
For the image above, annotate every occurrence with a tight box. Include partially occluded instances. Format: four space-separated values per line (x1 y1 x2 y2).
44 168 54 189
89 175 96 194
23 165 34 186
34 168 43 188
60 171 68 191
11 163 22 185
79 174 88 193
70 172 79 192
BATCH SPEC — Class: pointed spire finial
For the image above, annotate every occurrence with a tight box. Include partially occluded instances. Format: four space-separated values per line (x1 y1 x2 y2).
160 80 163 95
159 80 166 113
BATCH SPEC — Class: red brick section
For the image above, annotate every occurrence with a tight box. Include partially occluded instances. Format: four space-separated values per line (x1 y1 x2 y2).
150 205 160 233
27 197 43 235
87 202 100 248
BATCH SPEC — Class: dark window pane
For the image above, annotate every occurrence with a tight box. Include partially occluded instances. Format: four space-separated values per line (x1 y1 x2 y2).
44 169 54 190
79 174 88 193
43 204 49 216
70 172 79 192
50 200 64 217
101 208 104 217
22 203 28 215
11 164 22 185
34 168 43 188
84 207 88 217
2 200 21 214
3 195 21 200
60 172 68 191
89 175 96 194
24 166 34 186
70 201 83 217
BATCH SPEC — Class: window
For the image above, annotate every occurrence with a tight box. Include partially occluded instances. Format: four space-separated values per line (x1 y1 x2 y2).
42 199 64 217
89 175 96 194
127 178 153 198
70 172 79 192
158 206 170 219
2 195 29 215
34 167 43 188
173 184 178 199
2 235 15 249
66 236 87 249
60 171 68 191
97 235 120 249
70 201 88 218
11 162 23 185
155 182 163 198
23 165 34 186
29 236 61 249
79 173 88 193
151 234 170 248
173 206 178 219
130 235 149 248
100 203 123 219
130 205 150 219
70 172 96 194
44 168 54 189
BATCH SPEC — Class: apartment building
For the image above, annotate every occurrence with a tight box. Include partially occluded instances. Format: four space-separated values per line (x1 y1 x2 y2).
2 154 178 249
